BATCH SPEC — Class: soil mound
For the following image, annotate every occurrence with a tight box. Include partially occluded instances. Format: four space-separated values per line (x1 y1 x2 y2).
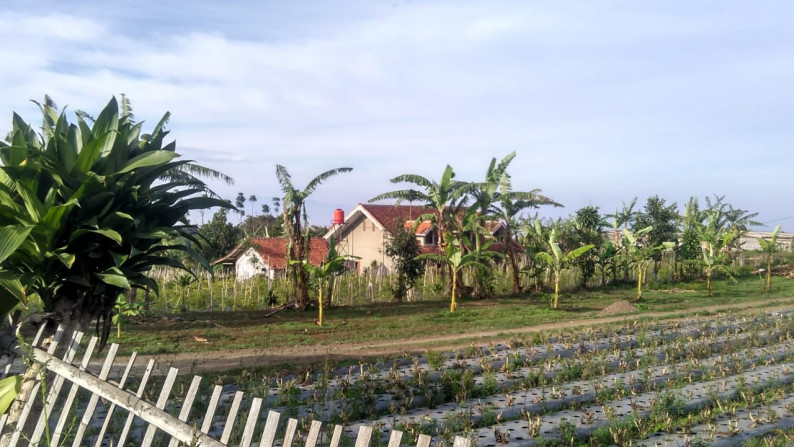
599 300 640 316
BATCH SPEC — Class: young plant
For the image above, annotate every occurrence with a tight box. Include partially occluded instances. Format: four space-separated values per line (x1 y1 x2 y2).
757 224 782 291
112 294 143 338
295 238 356 326
418 232 491 313
533 219 594 309
621 226 674 300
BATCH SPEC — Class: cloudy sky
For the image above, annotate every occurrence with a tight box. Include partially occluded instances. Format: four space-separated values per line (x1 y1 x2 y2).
1 1 792 230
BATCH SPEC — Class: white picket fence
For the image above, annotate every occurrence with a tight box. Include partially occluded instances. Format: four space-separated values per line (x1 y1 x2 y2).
0 325 471 447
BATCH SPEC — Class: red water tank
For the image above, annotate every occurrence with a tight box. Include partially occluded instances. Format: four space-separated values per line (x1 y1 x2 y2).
333 209 344 225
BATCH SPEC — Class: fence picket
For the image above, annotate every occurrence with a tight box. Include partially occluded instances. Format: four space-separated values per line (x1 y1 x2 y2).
140 366 179 447
29 331 84 446
71 343 119 447
116 358 156 447
93 352 137 447
387 429 403 447
329 424 343 447
50 335 98 447
6 326 64 447
282 418 298 447
239 397 262 447
305 419 323 447
220 391 244 445
416 433 431 447
354 425 373 447
167 375 202 447
200 385 223 435
258 410 280 447
452 436 471 447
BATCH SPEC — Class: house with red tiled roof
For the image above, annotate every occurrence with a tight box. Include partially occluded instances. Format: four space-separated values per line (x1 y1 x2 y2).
212 237 329 280
323 203 516 273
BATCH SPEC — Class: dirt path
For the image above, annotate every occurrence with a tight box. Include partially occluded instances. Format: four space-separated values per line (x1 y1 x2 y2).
135 297 794 374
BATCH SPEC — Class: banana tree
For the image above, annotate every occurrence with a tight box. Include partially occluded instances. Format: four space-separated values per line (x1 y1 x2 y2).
277 165 352 308
622 227 674 300
296 239 355 326
533 220 594 309
419 233 492 313
757 225 782 291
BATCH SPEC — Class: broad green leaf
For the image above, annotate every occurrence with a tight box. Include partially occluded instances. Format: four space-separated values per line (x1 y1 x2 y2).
0 375 22 415
73 131 116 175
0 225 31 263
118 151 179 174
0 272 26 312
68 229 122 245
95 271 130 289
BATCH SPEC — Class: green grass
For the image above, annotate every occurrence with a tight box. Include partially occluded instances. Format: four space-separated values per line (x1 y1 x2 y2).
114 275 794 356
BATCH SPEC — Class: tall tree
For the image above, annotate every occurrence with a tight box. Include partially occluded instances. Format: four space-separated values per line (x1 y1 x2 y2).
383 220 425 301
277 165 352 307
633 196 678 277
198 208 241 262
571 205 604 288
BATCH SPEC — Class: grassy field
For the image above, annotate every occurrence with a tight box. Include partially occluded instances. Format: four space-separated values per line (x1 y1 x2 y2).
116 274 794 357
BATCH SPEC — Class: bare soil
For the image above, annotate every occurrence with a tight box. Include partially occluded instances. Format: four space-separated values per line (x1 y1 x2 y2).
135 297 794 375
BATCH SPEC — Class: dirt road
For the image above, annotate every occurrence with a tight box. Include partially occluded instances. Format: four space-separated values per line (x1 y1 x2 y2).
133 297 794 375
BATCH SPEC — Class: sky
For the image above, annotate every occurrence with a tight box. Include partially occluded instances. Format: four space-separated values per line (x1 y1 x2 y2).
1 1 792 231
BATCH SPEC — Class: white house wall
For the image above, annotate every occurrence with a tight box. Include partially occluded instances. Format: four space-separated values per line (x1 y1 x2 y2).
235 248 274 280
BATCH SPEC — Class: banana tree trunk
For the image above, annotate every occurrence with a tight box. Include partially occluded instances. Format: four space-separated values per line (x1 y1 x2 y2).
450 270 457 313
636 264 643 300
552 271 560 309
766 259 772 290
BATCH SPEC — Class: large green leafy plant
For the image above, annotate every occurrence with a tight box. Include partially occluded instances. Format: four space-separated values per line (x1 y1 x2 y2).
0 97 230 347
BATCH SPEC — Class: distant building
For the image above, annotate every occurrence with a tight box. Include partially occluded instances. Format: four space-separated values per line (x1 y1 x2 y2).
324 203 519 273
212 237 329 280
738 231 793 251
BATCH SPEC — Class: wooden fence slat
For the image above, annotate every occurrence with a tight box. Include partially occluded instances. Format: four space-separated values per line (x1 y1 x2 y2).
387 430 403 447
354 425 373 447
93 352 137 447
305 420 323 447
258 409 280 447
282 418 298 447
329 424 343 447
220 391 244 445
31 347 224 447
140 366 179 447
29 331 84 446
71 343 119 447
416 433 432 447
167 375 202 447
199 385 223 435
116 358 156 447
50 335 98 447
239 397 262 447
6 326 64 447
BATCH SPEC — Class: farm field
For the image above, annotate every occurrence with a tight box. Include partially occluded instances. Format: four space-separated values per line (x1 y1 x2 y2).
156 303 794 447
116 276 794 368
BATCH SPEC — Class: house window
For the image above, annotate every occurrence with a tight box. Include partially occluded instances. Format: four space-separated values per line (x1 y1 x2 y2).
424 231 438 246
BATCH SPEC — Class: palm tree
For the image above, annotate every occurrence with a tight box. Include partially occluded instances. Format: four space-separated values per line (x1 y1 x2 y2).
276 165 352 308
471 152 561 294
